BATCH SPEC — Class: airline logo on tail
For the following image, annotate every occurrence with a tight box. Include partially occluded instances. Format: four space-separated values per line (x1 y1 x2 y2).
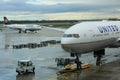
4 17 10 25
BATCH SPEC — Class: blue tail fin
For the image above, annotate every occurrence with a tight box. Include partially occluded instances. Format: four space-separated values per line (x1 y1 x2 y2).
4 17 10 25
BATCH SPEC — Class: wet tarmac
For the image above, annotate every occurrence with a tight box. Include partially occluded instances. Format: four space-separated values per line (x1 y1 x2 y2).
0 26 120 80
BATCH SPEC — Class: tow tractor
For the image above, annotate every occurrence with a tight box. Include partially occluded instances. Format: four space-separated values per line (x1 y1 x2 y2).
16 60 35 74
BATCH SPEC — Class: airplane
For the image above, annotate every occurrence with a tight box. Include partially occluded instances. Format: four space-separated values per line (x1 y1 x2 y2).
3 17 42 33
60 20 120 69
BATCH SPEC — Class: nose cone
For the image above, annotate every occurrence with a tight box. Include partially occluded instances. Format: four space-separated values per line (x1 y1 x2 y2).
61 38 74 52
61 44 71 52
61 37 83 53
61 37 68 44
61 38 68 51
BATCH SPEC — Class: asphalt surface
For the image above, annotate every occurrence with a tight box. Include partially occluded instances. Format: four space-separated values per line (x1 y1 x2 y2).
0 26 120 80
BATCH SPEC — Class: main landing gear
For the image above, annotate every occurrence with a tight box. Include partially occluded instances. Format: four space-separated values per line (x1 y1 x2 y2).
94 49 105 66
56 49 105 72
71 49 105 69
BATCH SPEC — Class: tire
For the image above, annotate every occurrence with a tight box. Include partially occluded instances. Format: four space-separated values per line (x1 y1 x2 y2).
26 70 28 73
33 68 35 73
17 71 20 75
19 30 21 33
24 30 27 33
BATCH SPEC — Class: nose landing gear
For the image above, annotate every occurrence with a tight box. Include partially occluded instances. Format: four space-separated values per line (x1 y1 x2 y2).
75 54 82 70
71 53 82 70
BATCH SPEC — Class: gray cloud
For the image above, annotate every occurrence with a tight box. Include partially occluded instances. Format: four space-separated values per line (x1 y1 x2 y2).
0 0 120 20
0 0 120 14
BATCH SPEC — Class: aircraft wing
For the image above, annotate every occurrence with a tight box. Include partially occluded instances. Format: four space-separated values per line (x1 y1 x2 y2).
44 26 66 32
25 24 42 31
26 27 42 31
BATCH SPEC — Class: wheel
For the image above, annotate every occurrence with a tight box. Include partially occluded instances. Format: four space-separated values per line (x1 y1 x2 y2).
19 30 21 33
24 30 27 33
26 70 28 73
33 68 35 72
17 71 20 75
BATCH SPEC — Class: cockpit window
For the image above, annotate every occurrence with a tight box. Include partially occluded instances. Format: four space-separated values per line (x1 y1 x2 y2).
63 34 80 38
73 34 79 38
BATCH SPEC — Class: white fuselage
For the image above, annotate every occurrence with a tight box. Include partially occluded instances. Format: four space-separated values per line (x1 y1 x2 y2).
3 24 42 33
61 21 120 53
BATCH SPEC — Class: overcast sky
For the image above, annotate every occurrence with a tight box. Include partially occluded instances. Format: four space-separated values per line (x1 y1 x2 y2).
0 0 120 20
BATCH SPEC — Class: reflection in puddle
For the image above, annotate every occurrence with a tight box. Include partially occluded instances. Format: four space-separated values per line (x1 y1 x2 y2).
57 71 82 80
55 68 91 80
16 73 35 80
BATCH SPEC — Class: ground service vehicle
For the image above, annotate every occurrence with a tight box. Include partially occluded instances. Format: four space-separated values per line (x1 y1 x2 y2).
16 60 35 74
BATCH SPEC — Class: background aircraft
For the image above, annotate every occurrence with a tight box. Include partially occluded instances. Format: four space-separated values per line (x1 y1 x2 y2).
3 17 42 33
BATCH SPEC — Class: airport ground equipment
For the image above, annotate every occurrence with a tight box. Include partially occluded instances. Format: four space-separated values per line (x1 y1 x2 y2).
12 40 61 49
16 60 35 74
55 58 90 74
